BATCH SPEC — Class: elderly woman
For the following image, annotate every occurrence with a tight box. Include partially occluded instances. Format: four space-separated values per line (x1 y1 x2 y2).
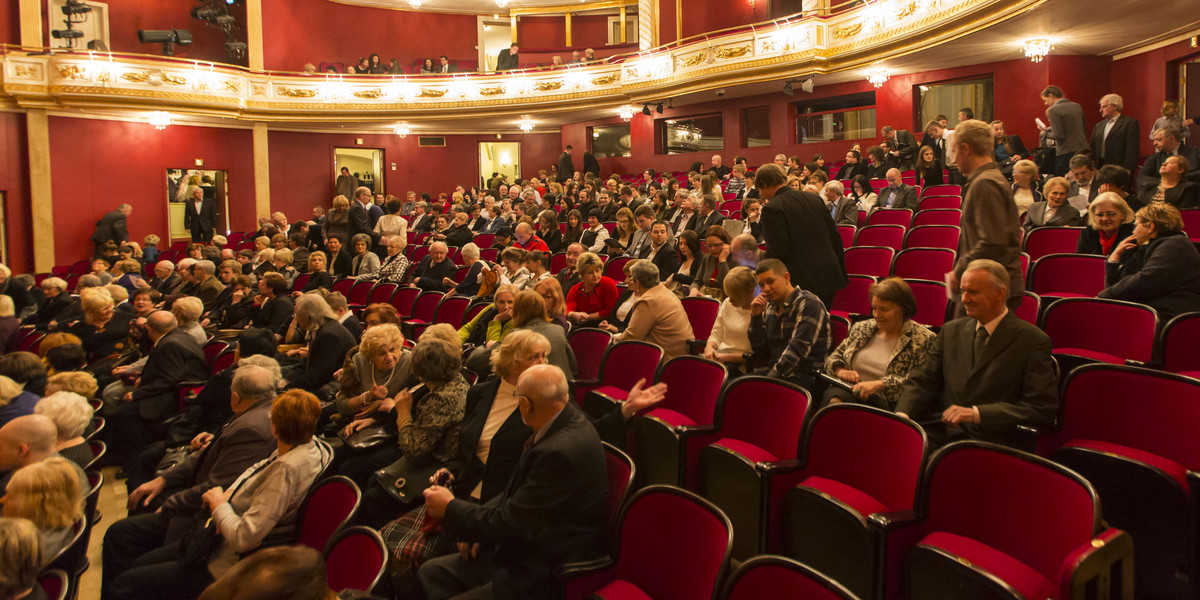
282 293 357 393
105 389 332 599
601 260 694 359
34 391 94 469
824 277 940 408
690 225 735 300
323 195 350 245
34 277 74 331
703 267 756 372
566 252 618 327
111 259 145 296
66 287 131 372
824 180 859 226
333 324 412 429
300 251 333 294
1023 176 1084 233
349 233 380 279
605 260 640 332
511 290 577 377
0 375 39 430
2 457 83 562
534 277 570 332
442 243 484 297
362 303 402 330
1077 192 1136 256
1140 155 1200 209
0 351 45 398
44 370 99 400
495 247 530 290
171 296 208 344
250 248 275 279
271 249 299 289
0 517 44 598
1010 159 1042 216
1099 202 1200 321
374 196 408 248
458 285 517 376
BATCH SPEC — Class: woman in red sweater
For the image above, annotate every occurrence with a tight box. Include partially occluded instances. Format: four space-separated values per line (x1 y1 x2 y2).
565 252 619 327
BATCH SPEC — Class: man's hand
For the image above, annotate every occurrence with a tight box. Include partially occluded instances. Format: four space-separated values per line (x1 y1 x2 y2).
942 405 979 426
621 378 667 420
201 486 229 511
122 392 134 403
457 541 480 561
190 431 214 451
947 271 961 296
423 485 454 519
127 476 167 510
1109 235 1138 263
751 293 768 316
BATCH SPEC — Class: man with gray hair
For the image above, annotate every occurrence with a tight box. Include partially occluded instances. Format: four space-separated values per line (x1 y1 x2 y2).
1137 126 1200 191
189 259 226 311
1090 93 1140 172
105 361 278 594
411 241 457 292
896 259 1057 449
350 186 381 248
729 233 762 268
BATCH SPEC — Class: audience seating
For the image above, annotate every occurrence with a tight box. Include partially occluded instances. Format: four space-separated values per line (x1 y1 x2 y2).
400 290 443 337
909 208 961 227
1039 297 1157 367
45 519 88 600
605 257 632 283
1038 364 1200 600
1022 226 1084 262
601 442 637 536
698 376 812 558
323 526 387 594
389 286 421 317
561 486 733 600
632 356 728 488
844 247 895 279
854 225 906 251
566 328 613 387
37 570 69 600
366 282 399 306
291 272 310 292
890 248 955 281
904 279 950 329
830 275 876 320
1014 291 1041 326
885 441 1134 600
902 225 959 250
577 340 663 407
84 440 106 470
718 555 859 600
1157 312 1200 375
346 280 373 309
1180 209 1200 244
1027 253 1106 299
866 209 914 228
921 185 961 198
837 225 856 249
202 340 230 368
917 196 961 211
550 252 568 274
69 260 90 275
783 404 927 600
295 476 361 552
85 416 105 442
680 296 720 354
830 313 851 348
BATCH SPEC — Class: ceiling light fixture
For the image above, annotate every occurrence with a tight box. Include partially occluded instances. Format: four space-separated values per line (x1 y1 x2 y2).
1023 38 1052 63
517 114 534 132
618 105 635 121
495 0 508 7
655 102 664 114
148 111 172 130
408 0 422 8
866 68 889 88
393 122 410 138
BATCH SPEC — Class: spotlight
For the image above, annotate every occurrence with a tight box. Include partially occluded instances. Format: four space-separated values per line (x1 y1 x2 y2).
642 104 651 116
138 29 193 56
655 102 664 114
50 0 91 47
783 81 793 96
800 77 814 93
50 29 85 43
191 6 223 18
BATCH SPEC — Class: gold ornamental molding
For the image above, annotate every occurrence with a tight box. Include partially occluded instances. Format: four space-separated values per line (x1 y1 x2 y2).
0 0 1047 121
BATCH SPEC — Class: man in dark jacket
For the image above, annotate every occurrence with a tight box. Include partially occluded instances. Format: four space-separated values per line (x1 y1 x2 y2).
496 43 520 71
350 187 382 248
557 145 575 183
184 188 217 243
1090 93 1141 173
411 242 458 292
93 204 132 258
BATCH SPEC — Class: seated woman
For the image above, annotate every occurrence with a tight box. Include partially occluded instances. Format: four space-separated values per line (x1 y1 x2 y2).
1077 192 1136 256
534 278 570 332
330 324 412 432
441 212 475 248
34 391 94 469
282 293 357 393
458 285 517 377
823 277 937 409
1099 202 1200 321
1023 176 1084 233
848 174 877 213
299 251 333 294
511 290 576 377
0 517 45 600
604 260 639 332
350 233 380 279
0 375 39 431
271 249 299 290
2 457 83 563
565 252 619 327
495 247 530 290
561 209 585 246
524 251 552 290
203 275 255 331
601 260 694 360
537 210 563 253
740 197 764 242
361 303 402 331
914 145 944 188
111 259 145 296
65 287 131 376
443 242 484 297
0 351 46 398
371 236 411 287
1010 159 1043 216
689 226 735 300
703 267 756 374
171 297 208 344
105 389 333 599
666 230 702 297
605 207 635 257
1139 155 1200 209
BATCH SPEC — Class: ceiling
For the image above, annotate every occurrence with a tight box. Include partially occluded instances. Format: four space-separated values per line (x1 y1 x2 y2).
333 0 627 16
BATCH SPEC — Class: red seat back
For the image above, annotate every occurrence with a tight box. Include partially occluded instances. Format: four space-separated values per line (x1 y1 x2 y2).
1040 298 1157 363
830 275 875 317
918 196 962 211
890 248 955 280
347 280 373 306
654 356 727 427
1014 291 1040 325
903 225 960 250
298 476 361 551
331 278 354 297
291 272 309 292
474 233 495 248
715 376 810 461
433 296 471 329
70 260 91 275
550 252 568 274
604 257 632 283
211 349 238 374
911 208 961 227
568 328 613 382
836 225 855 249
1159 312 1200 373
203 340 229 368
37 570 68 600
921 184 961 198
1023 226 1084 261
903 279 950 328
829 314 851 348
853 225 905 251
390 287 421 316
1180 209 1200 243
368 283 398 305
680 297 720 341
804 404 927 511
408 290 442 322
866 209 913 228
1027 254 1106 297
599 340 663 390
463 301 490 325
721 556 857 600
323 526 386 593
843 246 894 278
411 245 430 265
603 443 636 533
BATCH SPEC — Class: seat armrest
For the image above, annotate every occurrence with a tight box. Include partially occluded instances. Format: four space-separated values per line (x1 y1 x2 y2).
1060 528 1134 598
756 458 802 475
868 509 921 532
675 424 718 438
571 378 599 389
557 555 614 579
686 339 706 355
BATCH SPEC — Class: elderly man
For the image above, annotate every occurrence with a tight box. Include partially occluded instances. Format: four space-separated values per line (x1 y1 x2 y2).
748 258 831 389
1090 93 1141 172
419 364 607 600
948 120 1024 311
349 187 381 249
0 414 88 496
32 277 75 330
93 203 132 258
707 154 731 180
600 261 694 359
335 166 357 200
556 243 585 293
0 264 35 320
897 259 1058 449
669 193 697 237
189 260 226 312
410 201 435 233
1039 85 1089 176
108 311 209 466
1068 154 1099 205
1137 126 1200 191
514 222 550 253
729 233 762 268
411 241 457 292
688 194 725 235
185 188 217 243
874 168 920 212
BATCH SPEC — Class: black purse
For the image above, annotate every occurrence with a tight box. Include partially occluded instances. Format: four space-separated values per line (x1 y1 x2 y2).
373 455 443 507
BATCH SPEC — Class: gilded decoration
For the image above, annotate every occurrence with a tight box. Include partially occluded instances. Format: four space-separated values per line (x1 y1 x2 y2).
592 74 619 85
160 73 187 86
678 52 706 67
121 71 150 83
223 81 240 93
715 46 751 59
479 86 506 96
418 88 447 98
533 81 563 91
896 1 919 18
57 65 85 80
277 87 317 98
13 65 40 78
353 88 385 98
832 22 863 38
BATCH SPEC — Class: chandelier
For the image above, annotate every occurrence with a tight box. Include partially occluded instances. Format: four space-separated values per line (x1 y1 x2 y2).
617 105 635 122
408 0 422 8
148 111 172 130
517 114 534 132
866 68 889 88
393 122 410 138
1023 39 1052 63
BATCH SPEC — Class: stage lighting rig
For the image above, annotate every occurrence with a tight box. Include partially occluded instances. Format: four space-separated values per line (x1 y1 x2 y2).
138 29 193 56
50 0 92 48
190 0 248 61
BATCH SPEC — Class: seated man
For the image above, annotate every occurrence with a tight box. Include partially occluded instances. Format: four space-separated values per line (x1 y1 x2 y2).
895 259 1058 448
748 258 831 389
418 364 607 600
873 168 920 212
0 414 88 496
411 241 457 293
556 243 585 293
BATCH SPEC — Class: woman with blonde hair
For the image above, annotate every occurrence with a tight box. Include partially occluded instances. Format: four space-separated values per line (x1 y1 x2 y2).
323 195 351 246
2 457 84 562
0 517 44 598
703 266 756 372
272 249 299 289
282 294 357 393
511 289 576 376
34 391 95 469
1010 159 1042 216
300 251 332 294
333 324 412 426
0 375 38 430
565 252 618 326
1077 192 1135 256
66 287 131 372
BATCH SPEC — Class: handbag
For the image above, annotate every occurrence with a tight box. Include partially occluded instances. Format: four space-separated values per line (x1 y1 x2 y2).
338 423 393 451
373 455 443 507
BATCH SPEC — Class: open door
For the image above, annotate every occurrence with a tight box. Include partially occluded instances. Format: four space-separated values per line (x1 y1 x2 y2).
479 142 521 190
167 169 229 240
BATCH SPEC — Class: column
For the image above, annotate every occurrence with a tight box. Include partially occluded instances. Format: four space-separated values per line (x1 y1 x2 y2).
639 0 654 50
26 110 55 272
246 0 265 70
253 123 270 221
19 0 43 47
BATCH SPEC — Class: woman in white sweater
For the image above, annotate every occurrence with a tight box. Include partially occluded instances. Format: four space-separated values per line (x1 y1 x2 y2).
703 266 755 374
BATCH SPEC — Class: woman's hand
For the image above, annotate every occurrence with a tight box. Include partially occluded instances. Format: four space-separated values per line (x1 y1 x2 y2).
852 380 885 399
567 311 589 323
1110 235 1138 263
597 320 618 333
495 306 513 322
836 369 861 383
702 345 719 361
394 390 414 427
719 245 731 262
201 486 229 511
354 398 383 419
341 418 373 437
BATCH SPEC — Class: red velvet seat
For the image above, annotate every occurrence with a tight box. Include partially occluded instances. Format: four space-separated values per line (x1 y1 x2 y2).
562 486 733 600
902 225 960 250
867 208 913 228
400 290 443 338
1037 364 1200 600
323 526 387 593
202 340 229 369
567 327 613 385
1022 226 1084 262
1013 291 1040 326
829 313 851 348
854 225 905 251
633 356 728 489
903 278 950 329
1027 253 1106 299
1157 311 1200 374
550 251 568 274
921 185 961 198
698 376 812 558
837 224 856 249
411 244 430 265
389 286 421 316
910 208 961 227
38 570 69 600
680 296 720 354
296 475 361 552
211 348 237 374
331 277 354 298
917 195 961 210
890 248 956 280
291 272 309 292
1180 209 1200 243
578 340 663 407
783 405 927 599
366 282 398 306
602 442 637 536
1039 297 1157 366
431 295 471 329
719 555 859 600
346 279 373 309
887 442 1134 600
829 275 875 320
844 246 895 278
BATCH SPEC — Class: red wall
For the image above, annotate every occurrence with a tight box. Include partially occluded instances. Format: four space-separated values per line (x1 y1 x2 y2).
47 117 256 266
681 0 766 39
0 114 31 272
1113 39 1200 156
260 0 478 72
1 1 18 46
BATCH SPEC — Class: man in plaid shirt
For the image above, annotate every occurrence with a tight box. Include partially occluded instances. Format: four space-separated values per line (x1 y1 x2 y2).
748 258 831 388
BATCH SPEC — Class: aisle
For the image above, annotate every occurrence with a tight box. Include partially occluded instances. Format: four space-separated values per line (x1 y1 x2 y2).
79 467 128 600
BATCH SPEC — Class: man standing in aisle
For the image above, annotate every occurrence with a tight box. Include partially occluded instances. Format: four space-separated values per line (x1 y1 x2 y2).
557 145 575 183
184 187 217 243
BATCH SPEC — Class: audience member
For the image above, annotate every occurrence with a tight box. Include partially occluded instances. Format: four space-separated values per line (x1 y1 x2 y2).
690 226 734 299
0 414 87 497
2 457 83 561
198 545 336 600
1077 192 1136 256
411 242 457 292
823 181 858 226
1139 155 1199 209
874 168 919 212
1099 202 1200 321
1010 159 1042 216
282 294 356 392
748 259 831 389
1023 176 1085 232
1039 85 1089 176
510 290 576 377
565 252 618 327
703 266 755 373
32 391 93 469
0 352 45 398
1090 93 1141 172
0 517 43 599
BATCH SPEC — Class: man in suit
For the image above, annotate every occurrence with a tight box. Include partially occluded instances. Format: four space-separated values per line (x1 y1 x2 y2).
102 364 278 597
896 259 1058 448
189 260 227 312
873 168 920 212
836 150 869 181
639 221 680 282
624 205 655 258
411 242 457 292
670 193 698 237
410 201 435 233
1090 93 1141 173
437 55 457 74
595 191 619 222
1067 154 1100 204
107 311 210 466
335 167 357 200
1136 126 1200 191
143 260 177 295
496 42 520 71
349 187 381 248
93 203 132 258
688 194 725 235
184 187 217 243
419 364 607 600
755 163 847 308
557 243 584 292
1039 85 1089 176
882 126 919 171
557 144 575 183
948 120 1024 311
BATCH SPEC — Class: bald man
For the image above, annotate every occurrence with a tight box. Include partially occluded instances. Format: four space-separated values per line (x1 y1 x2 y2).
0 414 88 496
419 364 607 600
873 168 920 212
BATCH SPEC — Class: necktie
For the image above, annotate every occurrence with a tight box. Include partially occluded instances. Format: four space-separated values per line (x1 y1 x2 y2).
973 327 989 367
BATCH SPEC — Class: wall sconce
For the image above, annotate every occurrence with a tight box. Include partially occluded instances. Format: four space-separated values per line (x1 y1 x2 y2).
518 115 534 132
393 122 410 138
148 111 172 130
618 105 635 121
1023 39 1052 63
866 68 889 88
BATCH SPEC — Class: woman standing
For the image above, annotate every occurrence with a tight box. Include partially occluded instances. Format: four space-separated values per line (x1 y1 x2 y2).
374 196 408 249
323 196 350 246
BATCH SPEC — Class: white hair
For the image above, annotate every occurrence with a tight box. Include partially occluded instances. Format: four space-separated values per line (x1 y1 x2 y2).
35 391 94 440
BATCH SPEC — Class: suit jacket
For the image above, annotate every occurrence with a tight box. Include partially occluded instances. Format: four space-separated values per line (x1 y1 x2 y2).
32 294 75 330
410 213 435 233
895 312 1058 448
328 249 353 278
1090 114 1141 172
131 329 210 420
250 295 294 334
92 210 128 249
827 196 859 226
184 198 217 238
150 274 179 295
1067 180 1099 204
955 163 1024 302
348 201 381 247
556 152 575 183
640 240 680 282
1136 146 1200 191
1100 232 1200 320
413 256 458 292
688 210 724 235
1045 98 1089 154
496 49 520 71
444 401 607 599
874 184 920 212
836 162 868 181
761 188 848 305
1022 201 1085 233
892 129 919 170
449 379 532 502
159 400 275 516
284 319 356 391
193 276 227 312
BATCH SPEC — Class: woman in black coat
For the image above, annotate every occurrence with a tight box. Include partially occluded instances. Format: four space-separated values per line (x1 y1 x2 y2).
1076 192 1136 256
1099 202 1200 321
